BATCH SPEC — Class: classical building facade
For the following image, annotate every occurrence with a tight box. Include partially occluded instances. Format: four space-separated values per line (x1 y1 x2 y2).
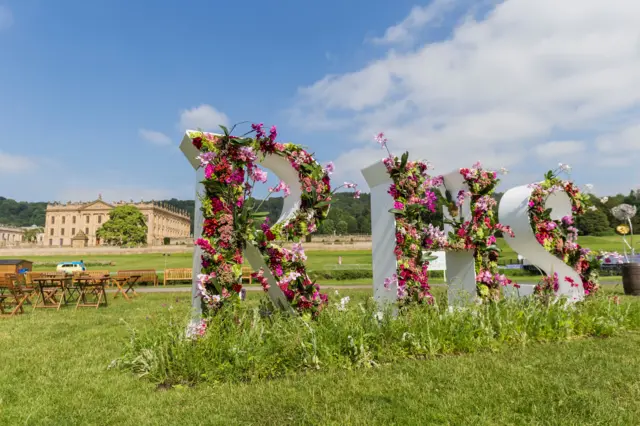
0 225 25 247
44 198 192 246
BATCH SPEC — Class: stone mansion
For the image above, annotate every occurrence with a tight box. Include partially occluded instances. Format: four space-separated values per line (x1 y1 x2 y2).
44 197 192 247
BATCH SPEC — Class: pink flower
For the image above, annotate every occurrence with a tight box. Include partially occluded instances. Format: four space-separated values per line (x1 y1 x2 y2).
250 167 268 183
354 190 361 199
393 201 404 210
374 132 388 148
269 181 291 197
344 182 357 189
204 163 215 179
269 125 278 141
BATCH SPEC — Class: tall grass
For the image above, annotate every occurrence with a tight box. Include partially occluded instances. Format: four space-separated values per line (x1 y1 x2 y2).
113 293 640 387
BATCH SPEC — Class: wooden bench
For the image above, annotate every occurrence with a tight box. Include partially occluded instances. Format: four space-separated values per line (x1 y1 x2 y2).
163 268 192 286
116 270 158 287
241 266 253 284
73 270 110 279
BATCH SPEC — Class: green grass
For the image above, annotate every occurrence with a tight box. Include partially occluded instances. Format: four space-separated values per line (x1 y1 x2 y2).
2 287 640 424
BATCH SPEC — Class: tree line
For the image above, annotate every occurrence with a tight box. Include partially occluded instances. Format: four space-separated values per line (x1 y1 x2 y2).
1 189 638 236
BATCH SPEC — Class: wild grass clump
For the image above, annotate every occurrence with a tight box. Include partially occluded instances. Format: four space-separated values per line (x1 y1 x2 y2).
113 294 640 387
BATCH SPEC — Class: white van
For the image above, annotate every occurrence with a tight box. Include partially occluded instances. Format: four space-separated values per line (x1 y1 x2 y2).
56 261 86 274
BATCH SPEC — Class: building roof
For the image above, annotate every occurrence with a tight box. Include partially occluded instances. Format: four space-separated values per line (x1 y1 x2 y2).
0 259 31 265
72 230 89 240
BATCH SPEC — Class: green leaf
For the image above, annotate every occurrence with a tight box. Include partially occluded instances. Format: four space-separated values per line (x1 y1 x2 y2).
315 201 334 208
219 125 229 135
388 208 405 215
251 211 270 218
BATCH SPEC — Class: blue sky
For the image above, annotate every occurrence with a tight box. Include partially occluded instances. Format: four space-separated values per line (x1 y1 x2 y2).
1 0 639 202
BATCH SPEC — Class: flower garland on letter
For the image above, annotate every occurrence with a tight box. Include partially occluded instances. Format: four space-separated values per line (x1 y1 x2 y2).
528 167 600 297
190 124 358 317
376 133 438 306
423 163 516 301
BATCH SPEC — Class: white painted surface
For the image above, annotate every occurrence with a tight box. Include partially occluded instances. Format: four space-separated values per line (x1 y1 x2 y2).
498 184 584 301
439 169 477 305
427 251 446 271
361 160 398 307
180 131 295 313
446 250 478 305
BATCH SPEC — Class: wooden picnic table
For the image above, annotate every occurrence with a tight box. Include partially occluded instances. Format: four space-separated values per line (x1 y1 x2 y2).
32 276 71 311
74 275 109 309
112 275 141 301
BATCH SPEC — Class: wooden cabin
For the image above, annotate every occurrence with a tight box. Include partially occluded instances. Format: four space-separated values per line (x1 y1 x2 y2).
0 259 34 276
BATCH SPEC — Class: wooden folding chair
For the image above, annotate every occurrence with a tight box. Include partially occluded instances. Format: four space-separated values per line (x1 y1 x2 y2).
0 274 29 317
75 275 108 309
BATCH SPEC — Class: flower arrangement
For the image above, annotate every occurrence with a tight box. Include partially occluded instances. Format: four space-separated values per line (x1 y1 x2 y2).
190 123 358 317
376 134 515 303
528 165 600 296
376 133 437 306
428 163 516 300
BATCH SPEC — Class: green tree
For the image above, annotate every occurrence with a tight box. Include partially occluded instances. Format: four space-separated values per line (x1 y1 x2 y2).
320 219 335 235
336 220 348 235
96 205 148 246
346 217 358 234
23 227 43 243
576 208 611 236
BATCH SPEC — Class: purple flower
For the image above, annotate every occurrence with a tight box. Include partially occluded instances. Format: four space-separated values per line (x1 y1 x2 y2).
324 162 335 175
196 152 216 167
269 125 277 141
353 190 361 199
384 274 397 289
251 123 265 139
393 201 405 210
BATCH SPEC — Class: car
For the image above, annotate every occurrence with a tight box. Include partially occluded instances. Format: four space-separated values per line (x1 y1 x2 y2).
56 261 86 274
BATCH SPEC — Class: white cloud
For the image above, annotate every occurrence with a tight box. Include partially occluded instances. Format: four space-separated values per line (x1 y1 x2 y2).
0 152 35 174
138 129 172 146
533 140 585 159
178 104 229 131
369 0 454 45
0 6 13 30
596 123 640 153
293 0 640 192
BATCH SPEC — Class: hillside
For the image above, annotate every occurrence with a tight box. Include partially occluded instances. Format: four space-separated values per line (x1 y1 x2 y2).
1 189 638 236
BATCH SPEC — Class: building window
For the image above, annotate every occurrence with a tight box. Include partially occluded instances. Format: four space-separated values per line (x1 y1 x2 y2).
86 227 89 234
59 238 63 246
61 229 65 236
50 229 54 236
86 216 90 224
72 228 75 235
62 216 66 225
98 215 102 224
51 216 55 224
73 216 76 224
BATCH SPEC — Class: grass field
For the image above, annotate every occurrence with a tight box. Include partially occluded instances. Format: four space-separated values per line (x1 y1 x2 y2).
1 286 640 425
0 236 629 286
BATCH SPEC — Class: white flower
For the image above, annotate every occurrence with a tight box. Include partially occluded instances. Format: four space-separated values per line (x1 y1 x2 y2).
337 296 350 311
588 206 597 211
334 290 339 295
601 197 609 204
211 295 221 303
373 311 384 321
499 167 509 175
558 163 572 172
